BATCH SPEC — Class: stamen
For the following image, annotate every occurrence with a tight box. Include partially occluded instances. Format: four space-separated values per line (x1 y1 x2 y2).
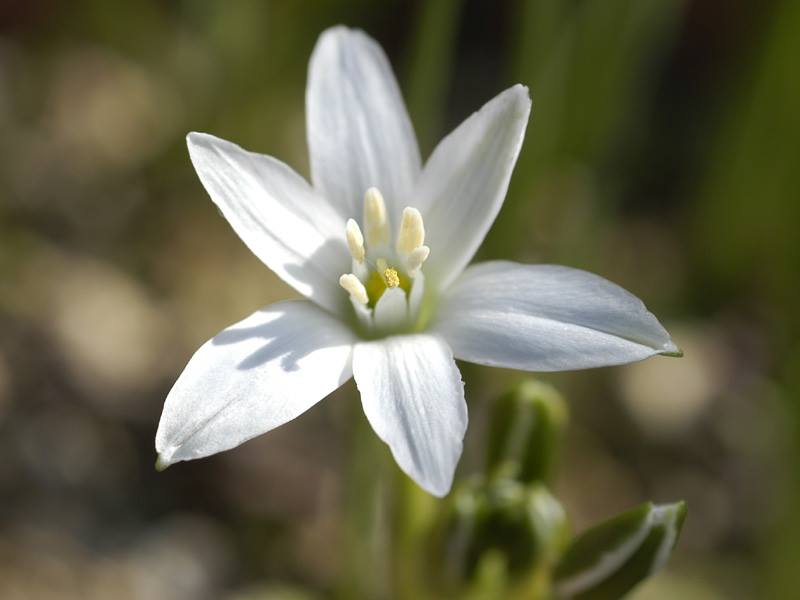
383 268 400 288
339 273 369 305
364 187 389 248
406 245 430 273
345 219 365 262
396 207 425 256
340 194 428 317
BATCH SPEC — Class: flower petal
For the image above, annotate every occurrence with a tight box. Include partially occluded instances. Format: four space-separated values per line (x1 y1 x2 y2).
306 26 421 224
415 85 531 287
156 301 355 466
373 286 407 331
187 132 349 315
352 334 467 497
408 271 426 320
433 261 679 371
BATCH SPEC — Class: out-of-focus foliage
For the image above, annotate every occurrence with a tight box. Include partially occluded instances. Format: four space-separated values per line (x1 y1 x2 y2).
486 380 567 484
410 380 683 599
0 0 797 598
554 501 687 600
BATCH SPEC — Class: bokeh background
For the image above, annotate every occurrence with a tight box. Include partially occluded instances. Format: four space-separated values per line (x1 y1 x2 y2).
1 0 798 598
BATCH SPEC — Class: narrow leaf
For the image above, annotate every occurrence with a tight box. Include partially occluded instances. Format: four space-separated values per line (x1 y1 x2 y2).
554 501 687 600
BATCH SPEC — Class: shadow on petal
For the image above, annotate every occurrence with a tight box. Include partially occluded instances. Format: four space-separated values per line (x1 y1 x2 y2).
282 237 351 316
212 298 352 373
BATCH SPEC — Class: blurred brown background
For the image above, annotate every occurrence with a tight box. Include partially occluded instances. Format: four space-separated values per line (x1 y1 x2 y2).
1 0 798 598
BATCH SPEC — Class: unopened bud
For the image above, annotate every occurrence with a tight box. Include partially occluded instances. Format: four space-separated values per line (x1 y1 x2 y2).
487 380 568 484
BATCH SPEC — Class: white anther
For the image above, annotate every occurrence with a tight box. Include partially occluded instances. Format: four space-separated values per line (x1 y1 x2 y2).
345 219 365 262
396 207 425 256
406 245 430 273
364 187 389 248
339 273 368 305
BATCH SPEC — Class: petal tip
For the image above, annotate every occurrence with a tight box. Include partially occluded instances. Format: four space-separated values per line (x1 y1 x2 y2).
155 454 172 472
512 82 530 96
660 340 683 358
509 83 532 107
500 84 532 125
430 485 452 499
318 24 368 48
417 476 452 498
186 130 203 144
186 131 214 151
319 24 349 39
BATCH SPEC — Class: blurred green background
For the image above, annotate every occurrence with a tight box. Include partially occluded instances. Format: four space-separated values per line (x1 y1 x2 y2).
0 0 798 598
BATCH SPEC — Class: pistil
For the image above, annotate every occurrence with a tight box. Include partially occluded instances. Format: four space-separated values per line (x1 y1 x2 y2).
383 268 400 288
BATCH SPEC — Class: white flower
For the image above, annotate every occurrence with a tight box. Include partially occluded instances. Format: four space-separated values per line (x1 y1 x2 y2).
155 26 679 497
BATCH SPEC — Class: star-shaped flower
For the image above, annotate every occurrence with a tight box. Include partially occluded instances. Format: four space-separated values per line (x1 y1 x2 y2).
156 26 678 497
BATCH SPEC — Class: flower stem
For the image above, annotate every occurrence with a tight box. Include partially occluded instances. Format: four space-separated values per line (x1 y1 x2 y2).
390 468 439 599
337 398 390 599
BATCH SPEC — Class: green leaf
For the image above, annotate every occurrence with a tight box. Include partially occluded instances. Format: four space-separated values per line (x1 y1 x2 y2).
487 380 568 484
554 501 687 600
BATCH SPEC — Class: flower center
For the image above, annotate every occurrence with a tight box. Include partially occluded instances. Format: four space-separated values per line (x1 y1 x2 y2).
337 187 430 332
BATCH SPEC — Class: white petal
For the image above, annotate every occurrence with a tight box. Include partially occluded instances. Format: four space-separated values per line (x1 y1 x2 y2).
433 261 679 372
156 301 355 466
353 335 467 497
306 26 421 223
187 132 349 315
415 85 531 287
350 296 373 330
408 271 426 320
373 287 407 331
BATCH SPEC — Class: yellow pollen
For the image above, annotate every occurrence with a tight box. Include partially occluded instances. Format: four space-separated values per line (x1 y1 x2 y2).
364 264 411 306
383 268 400 288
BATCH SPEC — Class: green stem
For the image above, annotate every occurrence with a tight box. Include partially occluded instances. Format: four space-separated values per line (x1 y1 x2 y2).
390 469 438 599
337 402 390 600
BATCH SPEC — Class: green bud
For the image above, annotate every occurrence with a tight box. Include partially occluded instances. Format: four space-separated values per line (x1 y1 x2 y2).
554 501 687 600
437 478 570 589
437 477 488 587
487 380 568 483
525 482 572 566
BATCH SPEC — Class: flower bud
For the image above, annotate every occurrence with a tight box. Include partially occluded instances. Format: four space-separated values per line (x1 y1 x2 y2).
487 380 568 484
436 478 570 590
